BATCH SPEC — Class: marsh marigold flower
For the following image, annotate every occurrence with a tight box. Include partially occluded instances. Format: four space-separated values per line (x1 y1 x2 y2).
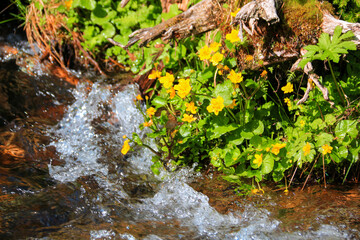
182 113 196 123
148 69 161 79
322 144 333 155
209 42 222 53
284 97 292 109
231 8 241 17
227 99 237 109
227 69 243 83
185 102 197 114
143 119 153 127
260 70 267 77
210 52 224 66
167 87 176 99
300 120 305 127
245 55 254 61
303 142 311 156
159 72 174 89
253 154 263 167
198 45 212 60
271 143 286 155
136 94 143 101
207 96 225 115
121 140 130 155
174 78 191 99
146 107 156 118
226 29 241 43
281 82 294 94
65 0 72 9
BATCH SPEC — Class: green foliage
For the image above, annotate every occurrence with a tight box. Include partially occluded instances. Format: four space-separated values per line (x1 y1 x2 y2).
299 26 356 68
333 0 360 22
61 0 163 66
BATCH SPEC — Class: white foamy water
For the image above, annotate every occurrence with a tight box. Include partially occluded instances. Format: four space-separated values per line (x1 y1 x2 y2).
48 83 111 182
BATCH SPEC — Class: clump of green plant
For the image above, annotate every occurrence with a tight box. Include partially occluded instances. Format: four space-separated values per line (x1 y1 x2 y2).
121 10 359 192
332 0 360 22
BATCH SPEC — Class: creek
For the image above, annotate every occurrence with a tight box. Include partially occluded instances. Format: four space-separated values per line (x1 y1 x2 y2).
0 30 359 240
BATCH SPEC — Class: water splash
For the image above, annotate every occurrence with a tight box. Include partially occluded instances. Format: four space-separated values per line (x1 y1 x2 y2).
48 83 111 182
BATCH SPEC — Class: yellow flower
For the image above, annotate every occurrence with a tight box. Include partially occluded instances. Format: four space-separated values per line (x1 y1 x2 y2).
143 119 153 127
148 69 161 79
65 0 72 9
167 87 176 99
182 113 196 123
253 154 263 167
207 96 225 115
227 69 243 83
227 99 237 109
159 72 174 89
284 97 292 109
226 29 241 43
303 142 311 156
322 144 333 155
266 147 271 152
281 82 294 94
300 120 305 127
185 102 197 114
260 70 267 77
231 8 241 17
271 143 286 155
174 78 192 99
121 140 130 155
217 64 223 69
146 107 156 118
122 135 127 139
136 94 143 101
223 65 230 71
171 129 178 138
218 70 223 75
210 52 224 66
198 45 212 60
245 55 254 61
209 42 221 53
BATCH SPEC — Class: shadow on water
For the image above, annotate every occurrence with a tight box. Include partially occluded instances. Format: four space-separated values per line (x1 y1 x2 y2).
0 25 359 240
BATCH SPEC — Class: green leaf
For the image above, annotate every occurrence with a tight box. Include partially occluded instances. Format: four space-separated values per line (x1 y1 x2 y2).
335 120 358 139
314 132 333 147
241 120 264 139
324 114 336 126
151 157 163 175
132 133 143 146
101 22 115 38
209 123 239 140
179 124 191 137
73 0 96 10
152 96 167 108
214 79 233 106
227 128 245 145
224 147 241 167
261 154 274 175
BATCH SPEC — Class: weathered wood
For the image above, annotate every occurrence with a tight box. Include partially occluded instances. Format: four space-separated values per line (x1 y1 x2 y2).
124 0 226 48
232 0 283 40
322 12 360 44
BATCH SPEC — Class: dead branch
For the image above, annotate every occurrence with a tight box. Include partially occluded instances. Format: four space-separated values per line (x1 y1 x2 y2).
125 0 226 48
322 12 360 45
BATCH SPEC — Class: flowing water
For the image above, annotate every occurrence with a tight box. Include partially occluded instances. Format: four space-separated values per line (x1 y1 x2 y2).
0 32 360 240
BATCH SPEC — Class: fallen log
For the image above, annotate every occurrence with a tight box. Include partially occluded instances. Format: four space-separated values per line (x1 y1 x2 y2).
125 0 227 48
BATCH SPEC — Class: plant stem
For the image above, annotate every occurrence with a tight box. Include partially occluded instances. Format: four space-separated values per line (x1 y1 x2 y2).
328 61 346 105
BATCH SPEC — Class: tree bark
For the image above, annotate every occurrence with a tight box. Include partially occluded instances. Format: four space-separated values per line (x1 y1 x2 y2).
124 0 226 48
